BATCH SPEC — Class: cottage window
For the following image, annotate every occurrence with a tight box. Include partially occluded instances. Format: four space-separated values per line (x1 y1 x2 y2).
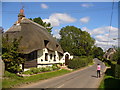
41 59 43 62
50 54 52 59
44 40 49 47
45 53 48 61
27 51 37 61
56 44 59 48
54 55 56 61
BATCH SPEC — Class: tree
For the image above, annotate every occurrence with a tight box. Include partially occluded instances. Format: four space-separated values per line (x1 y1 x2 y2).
112 48 120 64
29 17 52 33
59 26 95 56
2 34 26 73
92 46 104 60
0 27 4 55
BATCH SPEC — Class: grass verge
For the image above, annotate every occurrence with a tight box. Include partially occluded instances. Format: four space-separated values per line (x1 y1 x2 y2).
99 68 120 89
2 69 71 88
2 58 94 88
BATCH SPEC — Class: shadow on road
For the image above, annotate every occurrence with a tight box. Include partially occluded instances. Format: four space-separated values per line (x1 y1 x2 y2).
91 75 97 78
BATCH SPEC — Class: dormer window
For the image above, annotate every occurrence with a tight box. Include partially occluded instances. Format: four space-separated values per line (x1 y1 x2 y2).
56 44 59 48
44 40 49 47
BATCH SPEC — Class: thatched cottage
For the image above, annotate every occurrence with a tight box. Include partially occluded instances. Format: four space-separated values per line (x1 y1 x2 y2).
4 9 71 71
103 48 116 60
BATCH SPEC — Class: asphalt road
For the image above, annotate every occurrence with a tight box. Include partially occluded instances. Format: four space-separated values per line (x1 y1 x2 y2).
20 58 106 89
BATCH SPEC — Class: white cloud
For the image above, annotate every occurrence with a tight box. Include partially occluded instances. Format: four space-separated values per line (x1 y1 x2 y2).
81 26 118 51
81 3 93 8
80 17 90 24
41 3 48 9
95 35 108 42
53 29 61 39
81 27 92 35
43 13 76 27
91 26 118 36
53 34 61 39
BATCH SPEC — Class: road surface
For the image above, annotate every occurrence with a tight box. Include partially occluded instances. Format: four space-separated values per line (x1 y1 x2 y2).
20 58 106 88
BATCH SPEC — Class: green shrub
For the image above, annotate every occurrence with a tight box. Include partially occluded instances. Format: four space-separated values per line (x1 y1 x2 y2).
52 66 59 70
115 64 120 79
22 70 34 75
21 64 60 75
68 56 93 69
4 71 17 78
4 71 22 80
30 68 41 74
42 67 53 71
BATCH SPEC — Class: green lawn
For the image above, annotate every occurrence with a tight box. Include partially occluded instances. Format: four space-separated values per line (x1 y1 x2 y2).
2 58 94 88
99 68 120 89
2 69 71 88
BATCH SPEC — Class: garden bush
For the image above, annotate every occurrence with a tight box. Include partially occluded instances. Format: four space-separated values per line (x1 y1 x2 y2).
22 65 60 75
68 56 93 69
110 63 120 78
115 64 120 79
4 71 17 78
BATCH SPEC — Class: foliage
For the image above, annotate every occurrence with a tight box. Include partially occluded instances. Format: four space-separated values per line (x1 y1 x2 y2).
115 64 120 79
59 26 95 56
2 34 26 73
68 56 93 69
3 69 71 88
99 68 120 88
111 48 120 64
4 71 18 78
92 46 104 60
22 65 60 75
29 17 52 33
0 27 3 55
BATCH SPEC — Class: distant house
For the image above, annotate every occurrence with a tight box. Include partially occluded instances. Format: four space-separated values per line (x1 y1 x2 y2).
103 48 116 60
4 9 68 71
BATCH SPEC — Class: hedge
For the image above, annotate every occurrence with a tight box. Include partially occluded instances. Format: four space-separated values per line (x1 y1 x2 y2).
115 64 120 79
111 63 120 79
68 56 93 69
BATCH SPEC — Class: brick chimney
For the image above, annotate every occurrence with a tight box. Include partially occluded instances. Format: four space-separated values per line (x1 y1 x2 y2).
17 8 25 23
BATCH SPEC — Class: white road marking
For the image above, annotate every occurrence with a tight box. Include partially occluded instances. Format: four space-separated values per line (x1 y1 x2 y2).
57 84 65 88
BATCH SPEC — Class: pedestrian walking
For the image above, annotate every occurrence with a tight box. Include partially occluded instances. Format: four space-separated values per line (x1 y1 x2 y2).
97 64 101 78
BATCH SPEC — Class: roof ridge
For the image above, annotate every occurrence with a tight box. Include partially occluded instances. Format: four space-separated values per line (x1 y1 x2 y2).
22 18 48 32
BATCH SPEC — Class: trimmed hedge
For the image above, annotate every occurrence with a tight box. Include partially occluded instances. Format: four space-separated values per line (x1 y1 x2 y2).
68 56 93 69
111 63 120 79
115 64 120 79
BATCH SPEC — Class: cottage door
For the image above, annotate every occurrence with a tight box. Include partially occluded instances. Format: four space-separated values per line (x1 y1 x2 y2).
65 54 69 65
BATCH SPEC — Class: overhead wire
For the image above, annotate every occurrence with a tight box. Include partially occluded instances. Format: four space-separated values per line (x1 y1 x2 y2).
106 0 115 51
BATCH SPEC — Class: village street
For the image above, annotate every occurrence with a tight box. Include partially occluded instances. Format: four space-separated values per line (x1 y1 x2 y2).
20 58 106 89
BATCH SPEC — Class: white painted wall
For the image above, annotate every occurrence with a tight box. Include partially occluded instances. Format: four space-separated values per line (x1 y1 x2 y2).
37 48 62 68
60 52 73 63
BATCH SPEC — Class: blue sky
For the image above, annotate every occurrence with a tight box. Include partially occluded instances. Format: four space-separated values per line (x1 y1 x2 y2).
2 2 119 51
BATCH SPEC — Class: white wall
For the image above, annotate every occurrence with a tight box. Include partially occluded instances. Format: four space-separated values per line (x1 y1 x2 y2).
37 48 61 68
60 52 73 63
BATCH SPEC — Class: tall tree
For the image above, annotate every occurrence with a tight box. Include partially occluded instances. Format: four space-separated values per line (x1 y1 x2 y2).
0 27 4 55
59 26 95 56
112 48 120 64
92 46 104 60
2 34 26 73
29 17 52 33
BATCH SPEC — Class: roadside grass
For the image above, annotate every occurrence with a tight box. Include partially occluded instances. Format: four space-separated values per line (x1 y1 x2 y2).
2 69 71 88
99 68 120 89
2 57 94 88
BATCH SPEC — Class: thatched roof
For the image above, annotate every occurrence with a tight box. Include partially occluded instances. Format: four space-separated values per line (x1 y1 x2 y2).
103 48 116 60
5 17 63 54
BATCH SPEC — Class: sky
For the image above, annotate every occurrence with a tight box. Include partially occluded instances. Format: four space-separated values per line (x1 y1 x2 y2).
1 1 119 51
